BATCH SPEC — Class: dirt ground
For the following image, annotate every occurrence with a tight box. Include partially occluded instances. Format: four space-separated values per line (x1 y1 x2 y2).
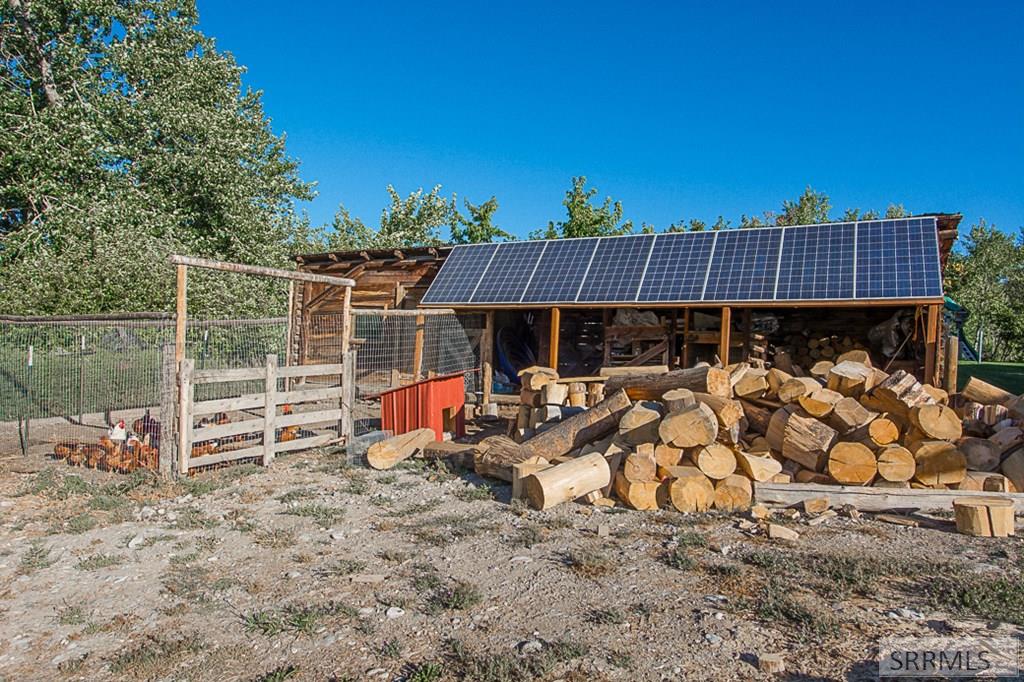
1 431 1022 682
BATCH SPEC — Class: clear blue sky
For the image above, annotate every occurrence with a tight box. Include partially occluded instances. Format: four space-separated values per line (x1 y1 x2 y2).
198 1 1023 239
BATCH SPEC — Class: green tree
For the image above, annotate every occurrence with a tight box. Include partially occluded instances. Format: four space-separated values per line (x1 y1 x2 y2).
945 221 1024 361
451 196 512 244
0 0 317 316
776 186 832 226
533 176 633 239
329 185 452 250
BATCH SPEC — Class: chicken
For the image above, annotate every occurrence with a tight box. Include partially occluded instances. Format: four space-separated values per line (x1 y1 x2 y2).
81 445 106 469
132 412 161 451
53 441 79 460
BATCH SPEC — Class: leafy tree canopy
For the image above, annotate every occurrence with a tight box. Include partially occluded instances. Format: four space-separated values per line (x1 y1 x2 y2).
532 176 633 239
0 0 319 316
329 185 453 251
451 196 513 245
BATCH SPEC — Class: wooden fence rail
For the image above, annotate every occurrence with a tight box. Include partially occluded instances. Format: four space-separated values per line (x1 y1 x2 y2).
178 352 356 473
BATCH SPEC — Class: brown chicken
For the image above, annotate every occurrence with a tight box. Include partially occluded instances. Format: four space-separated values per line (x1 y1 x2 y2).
81 445 106 469
53 441 79 460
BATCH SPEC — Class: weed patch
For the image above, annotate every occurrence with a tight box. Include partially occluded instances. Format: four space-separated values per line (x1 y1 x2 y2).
18 541 54 574
108 633 204 677
562 548 614 578
283 504 345 527
928 574 1024 625
76 553 124 571
254 527 296 549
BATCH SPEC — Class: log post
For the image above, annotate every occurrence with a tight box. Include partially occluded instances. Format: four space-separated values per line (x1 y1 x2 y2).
175 263 187 367
924 303 940 386
944 335 959 394
177 358 194 475
482 311 494 407
263 354 278 466
742 308 752 359
669 308 679 365
682 308 691 367
412 313 425 381
718 306 732 365
339 285 352 356
549 307 560 371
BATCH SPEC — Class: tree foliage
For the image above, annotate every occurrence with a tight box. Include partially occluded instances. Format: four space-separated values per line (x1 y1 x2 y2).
328 185 453 251
532 176 633 239
945 221 1024 361
451 196 512 244
0 0 319 316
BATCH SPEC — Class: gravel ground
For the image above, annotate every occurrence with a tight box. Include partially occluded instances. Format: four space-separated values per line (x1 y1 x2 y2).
0 441 1022 681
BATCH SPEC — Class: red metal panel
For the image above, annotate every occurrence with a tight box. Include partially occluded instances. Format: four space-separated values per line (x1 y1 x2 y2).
380 373 466 441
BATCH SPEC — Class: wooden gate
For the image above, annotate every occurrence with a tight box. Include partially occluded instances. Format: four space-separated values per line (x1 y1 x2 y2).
177 352 355 473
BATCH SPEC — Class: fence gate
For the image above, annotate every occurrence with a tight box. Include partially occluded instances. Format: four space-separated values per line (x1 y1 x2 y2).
177 352 355 473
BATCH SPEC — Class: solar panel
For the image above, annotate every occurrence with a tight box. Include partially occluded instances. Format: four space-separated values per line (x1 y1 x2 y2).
470 241 547 303
703 229 782 301
637 231 715 302
521 238 599 303
419 242 497 304
855 218 942 299
577 235 656 302
775 222 856 300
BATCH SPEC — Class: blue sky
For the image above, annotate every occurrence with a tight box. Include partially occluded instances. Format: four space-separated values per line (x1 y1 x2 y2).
198 1 1023 239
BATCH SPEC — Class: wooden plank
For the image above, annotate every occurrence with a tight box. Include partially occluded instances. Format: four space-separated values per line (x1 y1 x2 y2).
340 350 356 441
277 363 345 378
274 433 334 454
192 367 267 383
177 359 194 475
352 308 456 316
340 286 353 356
175 264 187 367
263 354 277 466
189 444 265 469
599 365 669 377
925 303 940 386
170 254 355 287
412 313 425 381
193 418 264 442
277 385 344 405
625 340 668 367
549 307 560 370
192 393 265 416
277 408 344 428
754 481 1024 512
718 306 732 365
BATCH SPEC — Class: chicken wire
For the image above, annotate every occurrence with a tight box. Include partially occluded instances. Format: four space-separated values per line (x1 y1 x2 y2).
299 311 482 435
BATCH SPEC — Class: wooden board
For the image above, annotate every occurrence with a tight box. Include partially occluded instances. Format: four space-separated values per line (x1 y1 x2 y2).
754 481 1024 512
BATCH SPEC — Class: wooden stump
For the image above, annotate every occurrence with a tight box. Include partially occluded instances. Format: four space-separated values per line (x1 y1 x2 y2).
525 452 611 510
876 445 915 482
953 497 1015 537
613 471 661 510
662 388 696 412
913 441 967 487
827 442 877 485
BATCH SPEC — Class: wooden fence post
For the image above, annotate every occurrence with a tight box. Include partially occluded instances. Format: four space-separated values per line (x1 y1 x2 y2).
944 335 959 393
263 354 278 466
158 344 177 477
718 306 732 365
481 311 494 406
412 313 425 380
175 264 187 367
340 350 356 442
177 358 194 475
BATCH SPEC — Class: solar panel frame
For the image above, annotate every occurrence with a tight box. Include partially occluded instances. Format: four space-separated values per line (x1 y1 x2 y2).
702 228 783 301
636 231 716 303
469 240 548 304
521 237 600 304
775 222 856 301
418 242 497 305
576 234 657 303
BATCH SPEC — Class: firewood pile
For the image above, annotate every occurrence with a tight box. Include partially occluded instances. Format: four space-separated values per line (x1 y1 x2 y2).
468 357 1024 515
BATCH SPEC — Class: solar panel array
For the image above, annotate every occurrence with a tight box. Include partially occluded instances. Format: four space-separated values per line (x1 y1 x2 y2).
421 217 943 305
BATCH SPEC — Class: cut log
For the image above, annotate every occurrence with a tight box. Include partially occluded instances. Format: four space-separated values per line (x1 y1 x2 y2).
740 399 774 436
827 396 878 434
826 361 874 397
687 442 737 480
953 498 1015 537
693 393 744 429
734 450 783 482
524 452 611 510
612 471 661 510
623 444 658 483
541 382 569 406
836 349 871 366
713 474 753 512
519 365 558 391
989 427 1023 457
778 377 821 403
604 365 731 400
662 388 696 412
659 402 718 448
531 405 562 428
766 404 799 452
367 428 435 470
734 370 769 400
520 389 542 407
567 382 587 408
912 441 967 487
586 382 604 407
956 471 1008 492
909 404 963 441
654 443 684 472
827 442 877 485
795 469 831 484
773 350 796 375
876 445 915 482
869 370 935 417
663 465 715 512
782 412 838 472
961 376 1016 406
515 404 532 430
618 401 663 445
511 456 551 499
798 388 843 418
852 416 900 448
519 389 632 461
1002 450 1024 493
957 437 1001 472
809 361 834 380
474 435 532 482
922 385 949 405
766 368 793 398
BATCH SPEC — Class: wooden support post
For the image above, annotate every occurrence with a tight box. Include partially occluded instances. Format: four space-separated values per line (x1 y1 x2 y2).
340 350 356 442
682 308 691 368
945 335 959 394
924 303 940 386
158 345 177 477
669 309 678 366
412 313 426 381
718 306 732 366
177 358 194 475
482 311 494 406
549 307 561 371
742 308 752 359
602 309 612 366
174 263 187 367
263 354 278 466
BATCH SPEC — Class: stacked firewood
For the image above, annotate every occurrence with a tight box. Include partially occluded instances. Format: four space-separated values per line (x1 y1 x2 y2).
774 333 869 371
472 357 1024 513
512 368 604 443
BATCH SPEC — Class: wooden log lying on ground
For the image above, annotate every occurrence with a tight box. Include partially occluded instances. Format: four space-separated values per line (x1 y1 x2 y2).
367 428 435 470
714 474 752 511
664 465 715 512
961 377 1016 406
754 481 1024 512
519 389 631 461
604 365 732 400
474 435 531 482
659 402 718 448
827 442 877 485
525 452 611 510
782 412 837 472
